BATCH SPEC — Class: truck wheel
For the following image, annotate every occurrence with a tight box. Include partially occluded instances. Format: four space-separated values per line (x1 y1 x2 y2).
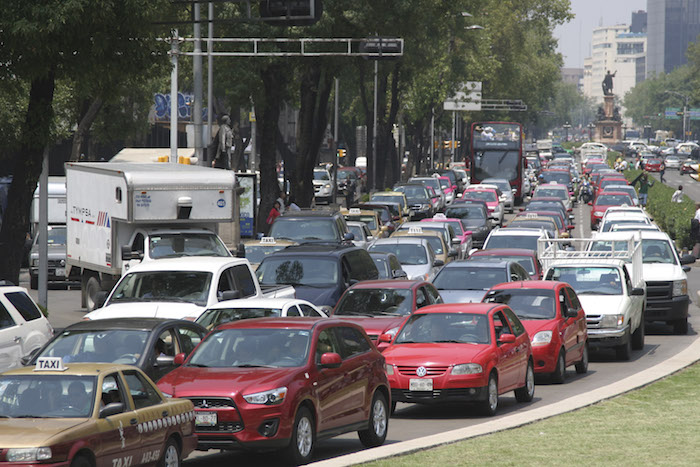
575 343 589 374
30 275 38 290
673 317 688 335
616 331 632 361
85 276 101 312
632 318 645 350
550 349 566 384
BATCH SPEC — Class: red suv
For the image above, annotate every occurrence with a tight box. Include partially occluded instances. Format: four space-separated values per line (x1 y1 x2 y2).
157 318 390 464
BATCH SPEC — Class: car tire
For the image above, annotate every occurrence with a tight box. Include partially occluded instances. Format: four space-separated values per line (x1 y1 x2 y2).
616 331 632 361
390 400 397 415
358 392 389 448
158 437 181 467
70 455 93 467
479 372 499 416
632 318 645 350
85 276 101 312
30 275 38 290
673 317 688 335
285 407 315 465
575 343 589 374
515 360 535 403
550 349 566 384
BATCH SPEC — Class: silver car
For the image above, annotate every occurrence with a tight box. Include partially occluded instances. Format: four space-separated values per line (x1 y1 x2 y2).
409 177 445 210
664 155 681 170
368 237 443 282
432 260 530 303
347 221 373 250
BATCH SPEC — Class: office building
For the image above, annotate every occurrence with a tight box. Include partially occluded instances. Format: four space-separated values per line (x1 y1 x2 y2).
647 0 700 76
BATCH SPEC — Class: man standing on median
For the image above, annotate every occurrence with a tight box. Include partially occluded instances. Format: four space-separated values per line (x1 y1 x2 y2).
632 172 654 207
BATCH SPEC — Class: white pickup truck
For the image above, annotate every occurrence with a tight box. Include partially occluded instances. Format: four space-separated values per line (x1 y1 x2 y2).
539 235 646 360
83 257 295 321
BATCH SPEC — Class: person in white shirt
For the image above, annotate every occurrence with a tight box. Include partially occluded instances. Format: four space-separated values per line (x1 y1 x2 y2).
287 195 301 211
672 185 684 203
276 191 287 214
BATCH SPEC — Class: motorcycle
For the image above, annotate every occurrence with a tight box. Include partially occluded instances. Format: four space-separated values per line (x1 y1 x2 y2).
580 184 594 204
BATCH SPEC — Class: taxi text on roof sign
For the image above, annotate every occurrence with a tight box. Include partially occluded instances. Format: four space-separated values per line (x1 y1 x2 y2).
349 208 362 215
35 357 68 371
260 237 277 244
408 226 423 234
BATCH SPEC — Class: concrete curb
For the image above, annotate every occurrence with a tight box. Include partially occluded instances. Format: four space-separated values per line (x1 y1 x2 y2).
310 335 700 467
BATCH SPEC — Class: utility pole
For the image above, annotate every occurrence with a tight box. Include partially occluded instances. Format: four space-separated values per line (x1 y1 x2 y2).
38 146 48 308
372 60 378 191
207 2 214 162
430 109 435 171
333 78 339 204
170 29 179 164
193 3 203 164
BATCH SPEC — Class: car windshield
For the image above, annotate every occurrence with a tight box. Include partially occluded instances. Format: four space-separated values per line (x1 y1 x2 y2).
484 289 555 320
485 235 539 251
37 329 150 365
314 171 330 181
527 202 564 214
395 185 429 199
110 271 212 305
244 244 288 264
335 289 413 316
528 213 563 229
600 219 649 232
371 195 405 210
413 178 440 190
433 266 506 291
438 179 450 189
395 313 489 344
596 194 633 206
507 221 555 236
535 188 567 200
547 267 622 295
641 239 677 264
472 255 536 275
269 218 339 242
484 180 510 192
337 171 356 181
149 233 230 259
35 226 67 246
257 257 338 286
0 374 97 418
369 243 428 265
446 206 487 221
196 308 284 330
188 328 311 368
411 235 444 255
463 190 497 202
346 215 377 230
541 172 570 185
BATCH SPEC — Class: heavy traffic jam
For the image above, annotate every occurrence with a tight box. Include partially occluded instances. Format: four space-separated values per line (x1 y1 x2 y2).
1 122 695 466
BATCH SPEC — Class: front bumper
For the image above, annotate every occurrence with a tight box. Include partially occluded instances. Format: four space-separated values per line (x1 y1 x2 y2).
645 295 689 322
390 386 488 404
586 325 629 348
387 369 489 404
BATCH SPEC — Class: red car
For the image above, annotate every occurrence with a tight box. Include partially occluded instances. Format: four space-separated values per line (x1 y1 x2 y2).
157 318 390 464
597 177 628 193
589 191 634 230
644 158 665 172
462 187 502 222
332 279 442 350
468 248 543 279
483 281 588 383
380 303 535 416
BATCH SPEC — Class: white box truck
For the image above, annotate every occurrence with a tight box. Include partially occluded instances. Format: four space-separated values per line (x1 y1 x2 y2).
65 162 237 310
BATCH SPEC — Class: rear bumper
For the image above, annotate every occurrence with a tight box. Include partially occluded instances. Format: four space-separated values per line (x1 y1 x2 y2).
645 295 689 322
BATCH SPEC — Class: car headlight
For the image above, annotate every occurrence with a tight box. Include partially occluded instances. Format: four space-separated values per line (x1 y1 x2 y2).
421 204 431 210
324 183 331 189
600 314 625 328
593 211 605 217
673 279 688 297
385 364 394 375
531 330 553 345
243 387 287 405
6 448 52 462
451 363 483 375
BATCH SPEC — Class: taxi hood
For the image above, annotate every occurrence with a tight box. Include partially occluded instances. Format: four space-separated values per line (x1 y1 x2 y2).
85 302 204 321
333 316 406 337
383 342 490 366
0 419 90 448
158 366 299 398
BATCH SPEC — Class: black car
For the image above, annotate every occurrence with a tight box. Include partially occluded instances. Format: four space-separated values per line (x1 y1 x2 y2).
444 201 492 248
436 169 463 192
369 251 408 279
354 203 398 233
393 183 435 220
268 209 354 243
27 318 207 382
256 243 379 310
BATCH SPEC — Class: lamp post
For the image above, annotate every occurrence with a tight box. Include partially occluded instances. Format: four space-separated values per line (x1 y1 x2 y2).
665 90 690 141
563 122 572 142
588 122 595 141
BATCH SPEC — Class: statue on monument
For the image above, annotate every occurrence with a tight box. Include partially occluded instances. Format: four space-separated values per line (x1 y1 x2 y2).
602 70 616 96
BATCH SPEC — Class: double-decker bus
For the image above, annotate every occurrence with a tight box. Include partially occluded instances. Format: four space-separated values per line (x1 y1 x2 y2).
468 122 526 203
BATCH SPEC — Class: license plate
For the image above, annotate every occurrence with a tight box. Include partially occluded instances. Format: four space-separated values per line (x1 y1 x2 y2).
195 412 217 426
409 378 433 391
55 268 66 277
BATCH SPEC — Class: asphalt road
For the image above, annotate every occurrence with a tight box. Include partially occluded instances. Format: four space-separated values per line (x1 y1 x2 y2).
23 194 700 466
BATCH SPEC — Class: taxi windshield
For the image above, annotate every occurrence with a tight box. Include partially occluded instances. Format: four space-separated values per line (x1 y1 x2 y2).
395 313 490 344
0 374 97 418
188 328 311 368
485 289 556 320
149 233 230 259
110 271 212 306
335 289 413 317
37 330 150 365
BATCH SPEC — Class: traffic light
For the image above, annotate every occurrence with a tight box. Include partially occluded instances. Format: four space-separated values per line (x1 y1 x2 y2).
337 148 346 160
443 141 452 149
259 0 323 26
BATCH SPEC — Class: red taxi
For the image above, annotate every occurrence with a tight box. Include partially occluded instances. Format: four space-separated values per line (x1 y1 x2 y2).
644 158 665 172
483 281 588 383
421 214 474 256
461 187 503 225
332 280 443 350
589 191 634 230
380 303 534 416
157 318 390 464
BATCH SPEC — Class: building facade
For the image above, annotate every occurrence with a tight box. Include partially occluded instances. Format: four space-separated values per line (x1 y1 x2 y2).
647 0 700 77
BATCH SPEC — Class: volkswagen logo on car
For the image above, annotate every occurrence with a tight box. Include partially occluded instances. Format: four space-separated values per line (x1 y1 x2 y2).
416 366 427 377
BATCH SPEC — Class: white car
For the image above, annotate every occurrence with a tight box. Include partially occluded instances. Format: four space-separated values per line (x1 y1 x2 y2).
195 297 327 330
368 237 442 282
533 183 572 211
347 221 374 249
579 142 608 158
482 227 552 254
0 285 54 371
482 178 515 213
313 168 334 204
597 211 654 233
664 155 681 169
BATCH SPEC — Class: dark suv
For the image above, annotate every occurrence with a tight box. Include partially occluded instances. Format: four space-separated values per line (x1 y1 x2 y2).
256 243 379 311
393 183 434 220
268 209 354 243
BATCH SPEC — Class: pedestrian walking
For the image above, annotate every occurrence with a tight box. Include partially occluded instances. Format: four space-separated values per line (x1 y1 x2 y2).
659 163 666 183
345 177 356 209
632 171 654 207
672 185 684 203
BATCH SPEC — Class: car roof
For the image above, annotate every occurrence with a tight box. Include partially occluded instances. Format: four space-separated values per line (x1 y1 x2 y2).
411 302 500 315
3 362 139 377
489 228 546 237
446 259 511 268
402 221 448 230
215 317 343 331
348 279 424 290
59 318 198 331
123 257 247 273
206 298 315 310
372 191 405 196
278 210 341 218
271 243 359 255
371 237 428 246
489 280 563 291
392 229 443 238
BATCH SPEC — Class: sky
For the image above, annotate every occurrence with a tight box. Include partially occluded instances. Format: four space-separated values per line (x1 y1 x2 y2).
554 0 647 68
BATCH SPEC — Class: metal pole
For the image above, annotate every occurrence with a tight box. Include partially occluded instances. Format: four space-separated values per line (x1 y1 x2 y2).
38 146 48 308
373 60 378 191
333 78 339 204
684 98 688 141
250 105 257 172
451 110 456 167
207 2 214 163
170 29 179 164
193 3 203 164
430 109 434 171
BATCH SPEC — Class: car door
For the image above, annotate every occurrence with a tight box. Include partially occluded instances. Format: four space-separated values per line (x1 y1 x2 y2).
311 327 350 433
332 326 373 425
502 308 530 384
492 310 519 391
0 302 21 373
564 286 587 364
148 329 178 382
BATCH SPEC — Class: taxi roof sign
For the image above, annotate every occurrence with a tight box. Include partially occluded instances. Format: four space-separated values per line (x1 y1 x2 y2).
408 226 423 234
348 208 362 214
35 357 67 372
260 237 277 244
433 213 447 220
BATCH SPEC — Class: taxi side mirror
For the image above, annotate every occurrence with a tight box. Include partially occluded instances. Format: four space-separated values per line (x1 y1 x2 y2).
100 402 125 418
155 355 175 367
174 353 186 365
378 333 393 344
498 333 516 344
319 352 342 369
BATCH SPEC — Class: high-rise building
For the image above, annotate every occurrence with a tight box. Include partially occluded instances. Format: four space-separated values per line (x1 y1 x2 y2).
647 0 700 77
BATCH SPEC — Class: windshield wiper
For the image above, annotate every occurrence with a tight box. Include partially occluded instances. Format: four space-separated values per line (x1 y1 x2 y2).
234 364 276 368
434 339 462 343
188 363 209 368
340 311 374 317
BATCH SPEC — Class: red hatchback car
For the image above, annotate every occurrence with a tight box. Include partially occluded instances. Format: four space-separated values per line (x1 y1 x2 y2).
157 318 390 464
332 279 442 350
589 191 634 230
644 158 664 172
380 303 535 416
483 281 588 383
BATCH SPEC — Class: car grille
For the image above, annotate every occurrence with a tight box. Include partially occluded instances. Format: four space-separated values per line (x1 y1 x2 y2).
188 397 235 409
197 421 243 432
586 315 603 329
186 397 244 433
48 260 64 268
410 204 423 211
392 388 474 400
646 281 673 301
397 365 449 376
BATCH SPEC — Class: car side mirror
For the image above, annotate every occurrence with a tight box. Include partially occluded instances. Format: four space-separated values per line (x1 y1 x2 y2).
448 248 458 258
683 265 692 273
498 333 516 344
100 402 125 418
174 353 186 365
451 238 461 245
392 269 408 279
96 291 108 309
319 352 342 369
21 348 41 366
433 259 445 267
587 202 592 206
121 245 134 261
630 287 645 296
366 235 374 241
219 290 241 301
378 333 393 344
155 355 175 367
567 225 575 230
464 230 473 236
343 232 355 241
235 243 246 258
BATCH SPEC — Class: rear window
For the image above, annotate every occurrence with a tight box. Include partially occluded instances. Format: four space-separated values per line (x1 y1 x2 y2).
463 190 496 202
5 292 42 321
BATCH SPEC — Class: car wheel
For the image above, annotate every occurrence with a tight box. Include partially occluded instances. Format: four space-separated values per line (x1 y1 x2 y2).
285 407 314 465
158 438 181 467
673 317 688 335
515 361 535 402
575 343 589 374
85 276 101 312
479 372 499 416
390 400 397 415
70 455 93 467
30 275 38 290
358 392 389 448
551 349 566 384
632 318 645 350
616 331 632 361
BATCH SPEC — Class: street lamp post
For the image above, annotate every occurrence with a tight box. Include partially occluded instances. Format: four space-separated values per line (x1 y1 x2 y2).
563 122 572 142
587 122 595 141
665 90 690 142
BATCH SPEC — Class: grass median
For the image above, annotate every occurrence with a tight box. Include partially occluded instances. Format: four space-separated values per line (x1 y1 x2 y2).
363 361 700 466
